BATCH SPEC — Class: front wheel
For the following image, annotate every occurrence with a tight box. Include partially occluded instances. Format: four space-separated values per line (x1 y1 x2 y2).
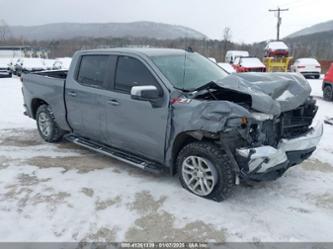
323 85 333 101
177 142 235 202
36 104 65 142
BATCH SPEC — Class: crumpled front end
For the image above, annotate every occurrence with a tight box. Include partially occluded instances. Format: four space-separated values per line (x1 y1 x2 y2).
168 73 321 180
236 122 323 181
232 97 322 181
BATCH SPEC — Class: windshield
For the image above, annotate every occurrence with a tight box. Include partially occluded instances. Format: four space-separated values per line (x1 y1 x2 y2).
151 52 228 90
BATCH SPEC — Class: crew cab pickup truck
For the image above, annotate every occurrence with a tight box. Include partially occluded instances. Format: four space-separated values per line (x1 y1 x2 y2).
22 48 323 201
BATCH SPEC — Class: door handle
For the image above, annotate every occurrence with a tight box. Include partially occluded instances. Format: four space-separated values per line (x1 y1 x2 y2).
107 99 120 106
68 91 77 97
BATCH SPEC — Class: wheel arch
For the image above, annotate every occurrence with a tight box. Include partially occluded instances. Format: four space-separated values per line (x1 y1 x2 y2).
31 98 49 119
171 130 220 175
323 82 333 89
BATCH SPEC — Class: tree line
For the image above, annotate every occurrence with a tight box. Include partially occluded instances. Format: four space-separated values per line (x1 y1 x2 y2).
1 24 333 62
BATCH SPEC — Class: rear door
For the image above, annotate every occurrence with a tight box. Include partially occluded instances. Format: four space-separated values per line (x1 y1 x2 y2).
65 54 116 141
100 55 169 162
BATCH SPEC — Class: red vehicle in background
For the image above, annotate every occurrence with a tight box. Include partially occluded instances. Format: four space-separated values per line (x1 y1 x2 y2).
323 63 333 101
233 57 266 73
264 41 289 57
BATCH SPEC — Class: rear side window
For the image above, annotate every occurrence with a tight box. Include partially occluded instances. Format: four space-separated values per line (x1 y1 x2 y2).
77 55 109 88
115 56 158 93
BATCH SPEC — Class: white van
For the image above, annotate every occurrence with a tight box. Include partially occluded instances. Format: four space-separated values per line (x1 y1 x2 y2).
225 50 249 64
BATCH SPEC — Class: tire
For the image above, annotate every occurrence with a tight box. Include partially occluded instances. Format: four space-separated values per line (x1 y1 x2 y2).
176 142 235 202
323 85 333 101
36 104 65 142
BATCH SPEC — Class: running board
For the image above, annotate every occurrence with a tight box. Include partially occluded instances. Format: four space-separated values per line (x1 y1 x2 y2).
64 134 164 174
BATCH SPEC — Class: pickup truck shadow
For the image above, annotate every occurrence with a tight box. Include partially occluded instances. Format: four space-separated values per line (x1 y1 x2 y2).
0 128 162 178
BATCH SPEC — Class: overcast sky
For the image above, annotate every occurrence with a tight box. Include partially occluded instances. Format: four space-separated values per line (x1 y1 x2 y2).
0 0 332 43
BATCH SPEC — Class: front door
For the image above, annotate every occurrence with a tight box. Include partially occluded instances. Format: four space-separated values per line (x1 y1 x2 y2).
101 55 169 162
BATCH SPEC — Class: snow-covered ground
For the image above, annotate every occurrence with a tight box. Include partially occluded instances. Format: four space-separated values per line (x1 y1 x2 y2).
0 76 333 242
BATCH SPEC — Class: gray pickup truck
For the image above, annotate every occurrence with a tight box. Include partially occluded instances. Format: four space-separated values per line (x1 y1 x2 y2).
22 48 323 201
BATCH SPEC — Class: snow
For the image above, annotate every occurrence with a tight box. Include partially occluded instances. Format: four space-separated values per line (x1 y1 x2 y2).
0 58 13 68
226 50 249 57
54 57 72 70
16 58 47 70
308 76 333 165
0 78 35 130
43 59 56 70
208 57 217 63
239 57 265 68
217 63 236 73
296 58 320 66
1 57 71 71
0 76 333 242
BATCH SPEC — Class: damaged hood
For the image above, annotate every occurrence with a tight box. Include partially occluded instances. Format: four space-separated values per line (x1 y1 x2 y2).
212 72 311 115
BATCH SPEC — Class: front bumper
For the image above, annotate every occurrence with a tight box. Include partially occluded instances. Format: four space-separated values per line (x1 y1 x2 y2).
300 71 320 76
236 122 323 181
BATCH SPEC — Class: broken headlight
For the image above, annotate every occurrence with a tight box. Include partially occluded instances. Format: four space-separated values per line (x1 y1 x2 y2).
251 112 274 121
226 116 249 129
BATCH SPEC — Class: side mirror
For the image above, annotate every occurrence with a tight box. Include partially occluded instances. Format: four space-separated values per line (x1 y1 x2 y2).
131 85 163 108
131 85 160 100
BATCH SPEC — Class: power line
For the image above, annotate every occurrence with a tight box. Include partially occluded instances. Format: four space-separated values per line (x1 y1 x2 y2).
269 7 289 40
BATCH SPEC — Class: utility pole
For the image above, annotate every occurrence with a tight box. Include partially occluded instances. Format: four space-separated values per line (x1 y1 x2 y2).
269 7 289 40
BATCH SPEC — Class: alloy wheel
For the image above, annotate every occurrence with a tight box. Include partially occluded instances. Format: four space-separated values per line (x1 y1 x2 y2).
182 156 218 196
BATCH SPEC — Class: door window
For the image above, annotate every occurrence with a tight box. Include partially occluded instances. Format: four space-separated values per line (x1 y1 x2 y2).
115 56 158 93
77 55 110 89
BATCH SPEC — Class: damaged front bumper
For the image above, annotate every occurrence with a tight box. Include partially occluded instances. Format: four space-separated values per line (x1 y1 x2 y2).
236 122 323 181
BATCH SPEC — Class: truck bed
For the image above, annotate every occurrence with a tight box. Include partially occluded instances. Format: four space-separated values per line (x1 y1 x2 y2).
22 70 71 131
34 70 68 79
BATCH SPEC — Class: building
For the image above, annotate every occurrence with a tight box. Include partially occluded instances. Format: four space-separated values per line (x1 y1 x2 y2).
0 46 49 58
0 46 30 58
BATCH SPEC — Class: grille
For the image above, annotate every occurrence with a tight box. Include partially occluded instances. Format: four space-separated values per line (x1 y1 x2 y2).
257 97 318 147
280 97 317 139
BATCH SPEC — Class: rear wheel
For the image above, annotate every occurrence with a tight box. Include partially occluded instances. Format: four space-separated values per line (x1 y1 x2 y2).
36 105 65 142
323 85 333 101
177 142 235 202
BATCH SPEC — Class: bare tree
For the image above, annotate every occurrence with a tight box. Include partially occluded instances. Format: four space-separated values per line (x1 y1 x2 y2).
222 27 232 59
0 19 10 41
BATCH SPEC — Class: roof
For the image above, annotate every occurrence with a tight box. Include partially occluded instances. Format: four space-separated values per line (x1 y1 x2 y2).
83 47 186 57
266 41 288 50
226 50 249 54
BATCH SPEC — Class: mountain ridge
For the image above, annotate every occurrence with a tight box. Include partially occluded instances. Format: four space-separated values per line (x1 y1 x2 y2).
7 21 208 41
287 19 333 38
